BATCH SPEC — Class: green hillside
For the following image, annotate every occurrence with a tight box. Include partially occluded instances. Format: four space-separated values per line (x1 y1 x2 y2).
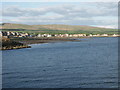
0 23 118 34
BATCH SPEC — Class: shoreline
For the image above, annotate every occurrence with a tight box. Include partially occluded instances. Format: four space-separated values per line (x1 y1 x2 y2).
11 37 81 45
11 35 119 45
1 37 80 50
1 45 31 50
1 36 118 50
1 38 31 50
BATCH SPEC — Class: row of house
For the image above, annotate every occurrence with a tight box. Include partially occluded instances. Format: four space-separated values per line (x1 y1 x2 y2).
0 31 30 38
37 34 87 37
0 31 119 38
37 33 120 37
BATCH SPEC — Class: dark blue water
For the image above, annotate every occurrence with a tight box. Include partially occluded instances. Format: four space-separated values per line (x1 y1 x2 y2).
2 37 118 88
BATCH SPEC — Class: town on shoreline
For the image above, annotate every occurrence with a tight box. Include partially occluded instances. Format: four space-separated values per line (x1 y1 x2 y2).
0 31 120 38
0 31 119 50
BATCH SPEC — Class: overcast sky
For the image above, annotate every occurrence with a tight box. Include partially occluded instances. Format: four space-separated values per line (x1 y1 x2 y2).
1 1 118 28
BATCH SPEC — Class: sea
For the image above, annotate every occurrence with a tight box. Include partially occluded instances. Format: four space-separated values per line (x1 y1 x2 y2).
2 37 118 88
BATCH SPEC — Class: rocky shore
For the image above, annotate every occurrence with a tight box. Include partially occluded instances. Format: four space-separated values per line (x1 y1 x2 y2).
1 45 31 50
1 38 31 50
1 37 80 50
11 37 80 44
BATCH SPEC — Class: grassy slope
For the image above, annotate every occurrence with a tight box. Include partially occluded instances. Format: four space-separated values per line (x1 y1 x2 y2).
0 23 118 34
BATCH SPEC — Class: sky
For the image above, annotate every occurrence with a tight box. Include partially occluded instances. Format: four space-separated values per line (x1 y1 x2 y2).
1 0 118 29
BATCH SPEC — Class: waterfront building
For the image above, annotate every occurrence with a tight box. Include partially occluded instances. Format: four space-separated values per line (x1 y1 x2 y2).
101 34 108 36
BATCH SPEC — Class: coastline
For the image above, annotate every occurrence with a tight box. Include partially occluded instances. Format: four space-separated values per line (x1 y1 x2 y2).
1 36 118 50
11 35 119 45
12 37 81 44
1 37 80 50
1 45 31 50
1 38 31 50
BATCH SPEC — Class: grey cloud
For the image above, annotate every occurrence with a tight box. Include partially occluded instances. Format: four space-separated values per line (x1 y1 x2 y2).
3 15 117 26
2 2 118 17
2 6 24 17
2 6 49 17
95 2 118 9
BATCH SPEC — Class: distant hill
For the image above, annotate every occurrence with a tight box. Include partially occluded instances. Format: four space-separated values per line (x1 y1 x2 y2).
0 23 118 34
